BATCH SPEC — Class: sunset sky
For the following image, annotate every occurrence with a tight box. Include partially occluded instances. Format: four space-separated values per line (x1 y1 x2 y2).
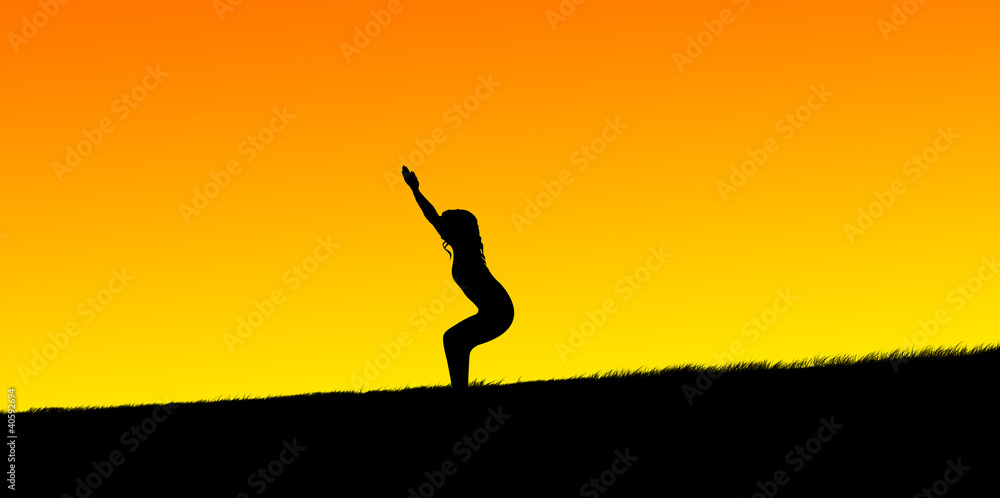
3 0 999 409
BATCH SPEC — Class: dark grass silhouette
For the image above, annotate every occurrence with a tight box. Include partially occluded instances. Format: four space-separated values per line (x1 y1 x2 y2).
19 344 999 497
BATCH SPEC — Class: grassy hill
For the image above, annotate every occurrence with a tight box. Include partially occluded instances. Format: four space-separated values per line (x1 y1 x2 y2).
17 345 1000 497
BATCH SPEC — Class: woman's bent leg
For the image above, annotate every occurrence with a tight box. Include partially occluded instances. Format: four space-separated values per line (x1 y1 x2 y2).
443 315 482 390
443 310 513 390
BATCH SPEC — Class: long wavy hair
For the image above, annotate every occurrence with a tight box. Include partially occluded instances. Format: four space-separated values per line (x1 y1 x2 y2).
440 209 485 263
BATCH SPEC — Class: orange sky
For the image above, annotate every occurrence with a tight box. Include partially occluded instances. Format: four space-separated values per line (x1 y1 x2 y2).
3 0 999 409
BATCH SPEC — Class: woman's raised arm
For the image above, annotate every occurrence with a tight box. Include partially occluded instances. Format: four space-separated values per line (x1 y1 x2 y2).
403 166 443 233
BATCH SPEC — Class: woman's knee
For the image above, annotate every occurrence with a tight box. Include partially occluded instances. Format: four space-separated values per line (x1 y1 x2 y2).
443 325 475 352
443 314 508 351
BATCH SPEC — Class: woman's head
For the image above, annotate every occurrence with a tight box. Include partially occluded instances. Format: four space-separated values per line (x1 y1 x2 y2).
440 209 485 262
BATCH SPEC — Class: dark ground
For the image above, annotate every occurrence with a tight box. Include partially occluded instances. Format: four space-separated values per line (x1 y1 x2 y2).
16 345 1000 497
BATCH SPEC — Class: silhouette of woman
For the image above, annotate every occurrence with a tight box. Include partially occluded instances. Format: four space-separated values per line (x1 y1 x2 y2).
402 166 514 391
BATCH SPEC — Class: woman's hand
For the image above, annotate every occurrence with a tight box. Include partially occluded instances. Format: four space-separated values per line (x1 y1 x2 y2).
402 166 419 190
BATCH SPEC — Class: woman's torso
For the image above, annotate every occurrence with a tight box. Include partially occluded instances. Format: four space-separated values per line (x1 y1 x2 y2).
450 247 513 315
